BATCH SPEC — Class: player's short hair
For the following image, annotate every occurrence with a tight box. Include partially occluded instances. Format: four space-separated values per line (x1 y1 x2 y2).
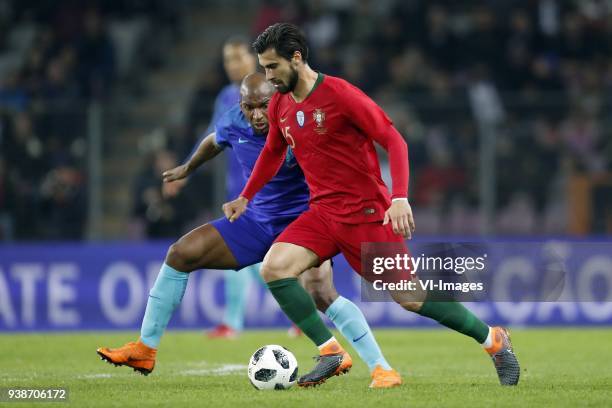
252 23 309 62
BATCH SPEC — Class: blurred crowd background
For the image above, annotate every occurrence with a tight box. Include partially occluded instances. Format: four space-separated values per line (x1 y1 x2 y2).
1 0 611 242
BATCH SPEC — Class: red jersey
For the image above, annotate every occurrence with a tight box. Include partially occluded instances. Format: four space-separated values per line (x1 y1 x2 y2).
242 73 409 224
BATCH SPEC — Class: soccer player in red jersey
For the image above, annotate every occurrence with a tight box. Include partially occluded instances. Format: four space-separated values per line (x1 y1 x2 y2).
224 23 520 387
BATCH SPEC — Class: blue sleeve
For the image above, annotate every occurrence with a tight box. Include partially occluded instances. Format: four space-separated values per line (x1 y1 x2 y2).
185 89 232 162
205 92 225 135
214 121 231 149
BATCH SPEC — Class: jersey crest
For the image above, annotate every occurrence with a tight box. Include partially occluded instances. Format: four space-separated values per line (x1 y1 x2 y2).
296 110 305 127
313 109 327 134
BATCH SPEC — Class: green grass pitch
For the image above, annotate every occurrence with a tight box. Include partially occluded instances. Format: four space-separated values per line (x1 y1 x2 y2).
1 328 611 407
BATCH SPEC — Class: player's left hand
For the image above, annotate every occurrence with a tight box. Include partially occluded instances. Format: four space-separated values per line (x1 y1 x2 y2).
222 196 249 222
383 199 415 239
162 164 191 183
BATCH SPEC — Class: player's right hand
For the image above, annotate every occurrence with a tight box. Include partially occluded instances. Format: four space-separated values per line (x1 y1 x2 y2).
222 196 249 222
383 199 415 239
162 164 190 183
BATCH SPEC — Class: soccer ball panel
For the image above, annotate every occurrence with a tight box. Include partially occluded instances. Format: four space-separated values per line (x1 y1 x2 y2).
254 368 277 381
251 346 266 364
273 349 290 369
247 345 298 390
289 366 298 382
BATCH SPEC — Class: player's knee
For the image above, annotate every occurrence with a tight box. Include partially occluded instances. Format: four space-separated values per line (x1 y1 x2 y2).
389 286 426 312
260 257 293 282
165 242 196 272
397 300 423 312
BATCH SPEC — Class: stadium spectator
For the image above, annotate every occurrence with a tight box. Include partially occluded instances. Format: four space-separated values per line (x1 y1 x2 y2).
0 156 16 241
4 0 612 239
0 0 166 241
132 149 198 238
236 0 612 235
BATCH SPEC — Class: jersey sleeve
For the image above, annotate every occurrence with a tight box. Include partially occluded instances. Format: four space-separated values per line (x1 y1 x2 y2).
185 96 230 162
212 110 233 149
340 81 409 199
241 94 288 200
205 86 233 135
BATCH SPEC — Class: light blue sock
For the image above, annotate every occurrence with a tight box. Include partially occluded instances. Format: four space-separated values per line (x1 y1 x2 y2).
325 296 391 371
249 262 265 284
222 264 257 330
140 263 189 348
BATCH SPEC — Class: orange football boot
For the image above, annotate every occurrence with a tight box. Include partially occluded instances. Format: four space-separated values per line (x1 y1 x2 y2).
485 327 520 385
298 339 352 387
369 365 402 389
96 339 157 376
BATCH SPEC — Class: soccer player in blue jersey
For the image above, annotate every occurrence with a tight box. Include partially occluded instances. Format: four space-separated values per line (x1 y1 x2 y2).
168 36 262 339
97 73 401 388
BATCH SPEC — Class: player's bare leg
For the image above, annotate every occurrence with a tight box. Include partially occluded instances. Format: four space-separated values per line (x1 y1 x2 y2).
169 225 246 340
260 243 351 387
165 224 240 271
97 224 239 375
389 287 520 385
301 263 401 388
260 242 318 281
387 286 426 313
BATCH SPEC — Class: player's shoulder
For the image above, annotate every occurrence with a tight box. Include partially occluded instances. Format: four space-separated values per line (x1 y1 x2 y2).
214 84 239 108
218 83 239 98
322 74 366 98
323 74 356 90
216 104 247 132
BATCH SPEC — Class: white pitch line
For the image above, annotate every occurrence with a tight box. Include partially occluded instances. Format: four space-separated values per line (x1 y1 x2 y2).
179 364 246 376
3 364 248 382
1 377 36 382
77 373 116 379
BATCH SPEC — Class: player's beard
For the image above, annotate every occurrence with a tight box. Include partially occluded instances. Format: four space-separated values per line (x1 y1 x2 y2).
277 67 298 94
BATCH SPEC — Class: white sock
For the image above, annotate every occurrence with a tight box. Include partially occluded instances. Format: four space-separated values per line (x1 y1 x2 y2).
318 336 338 351
481 327 493 348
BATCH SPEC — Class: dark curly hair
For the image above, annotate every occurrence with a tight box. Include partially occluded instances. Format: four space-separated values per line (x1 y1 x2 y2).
252 22 309 62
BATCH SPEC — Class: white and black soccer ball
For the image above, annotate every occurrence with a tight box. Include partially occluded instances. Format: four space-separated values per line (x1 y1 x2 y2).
247 345 298 390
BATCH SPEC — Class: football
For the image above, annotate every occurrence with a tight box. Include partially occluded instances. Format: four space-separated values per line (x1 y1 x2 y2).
247 345 298 390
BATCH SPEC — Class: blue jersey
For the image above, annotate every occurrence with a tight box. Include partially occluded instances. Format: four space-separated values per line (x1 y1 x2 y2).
205 84 240 135
215 105 310 227
190 83 244 200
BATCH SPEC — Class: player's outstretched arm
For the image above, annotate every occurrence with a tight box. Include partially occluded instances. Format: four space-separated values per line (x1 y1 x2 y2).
223 138 285 222
239 111 287 203
375 129 415 238
374 126 414 238
341 83 413 237
162 133 223 183
374 130 415 238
